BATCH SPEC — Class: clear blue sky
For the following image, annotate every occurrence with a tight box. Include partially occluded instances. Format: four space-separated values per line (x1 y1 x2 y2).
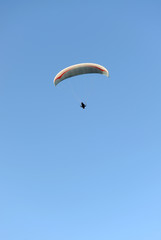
0 1 161 239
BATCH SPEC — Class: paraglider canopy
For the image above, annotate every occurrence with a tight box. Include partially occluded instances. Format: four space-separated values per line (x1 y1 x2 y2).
54 63 109 86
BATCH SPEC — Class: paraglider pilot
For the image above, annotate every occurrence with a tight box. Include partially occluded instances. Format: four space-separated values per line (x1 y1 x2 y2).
80 102 86 109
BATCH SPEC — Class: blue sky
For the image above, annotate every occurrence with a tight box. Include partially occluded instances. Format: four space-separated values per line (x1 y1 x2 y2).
0 1 161 239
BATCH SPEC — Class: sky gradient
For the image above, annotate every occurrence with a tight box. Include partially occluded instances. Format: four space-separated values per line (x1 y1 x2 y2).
0 1 161 239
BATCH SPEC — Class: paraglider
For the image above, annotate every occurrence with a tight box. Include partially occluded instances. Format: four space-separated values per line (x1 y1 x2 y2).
54 63 109 108
80 102 86 109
